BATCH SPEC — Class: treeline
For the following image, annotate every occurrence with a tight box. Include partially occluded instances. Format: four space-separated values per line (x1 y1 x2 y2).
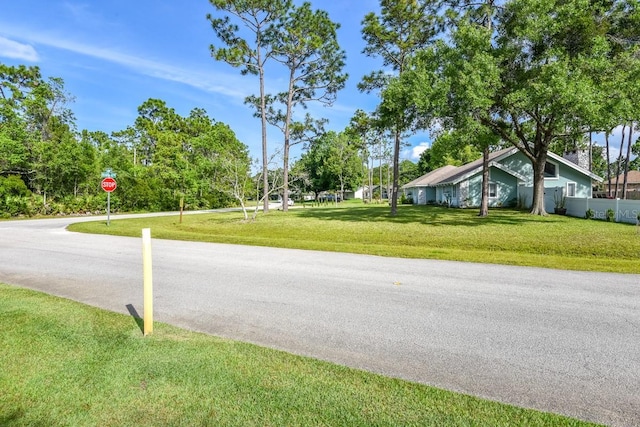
0 65 250 217
352 0 640 215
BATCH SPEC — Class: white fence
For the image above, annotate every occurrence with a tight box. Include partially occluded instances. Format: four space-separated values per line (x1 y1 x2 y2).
565 197 640 224
520 186 640 224
519 186 566 213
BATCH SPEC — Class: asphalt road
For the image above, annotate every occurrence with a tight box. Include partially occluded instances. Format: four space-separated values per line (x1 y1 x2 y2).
0 213 638 426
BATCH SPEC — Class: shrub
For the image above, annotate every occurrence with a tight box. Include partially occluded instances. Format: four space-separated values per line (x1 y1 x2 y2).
605 208 615 222
585 208 594 219
0 175 30 197
400 194 413 205
4 196 29 216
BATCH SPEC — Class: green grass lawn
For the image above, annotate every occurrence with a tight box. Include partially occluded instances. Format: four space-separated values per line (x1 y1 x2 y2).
69 203 640 273
0 283 599 426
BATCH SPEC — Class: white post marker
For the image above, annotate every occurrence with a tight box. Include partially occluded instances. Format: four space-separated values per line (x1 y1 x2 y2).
142 228 153 336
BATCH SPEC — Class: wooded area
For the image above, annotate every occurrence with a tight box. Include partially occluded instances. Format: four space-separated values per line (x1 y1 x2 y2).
1 0 639 218
0 67 251 216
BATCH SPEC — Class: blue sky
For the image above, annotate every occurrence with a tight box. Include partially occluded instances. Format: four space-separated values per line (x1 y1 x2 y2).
0 0 431 164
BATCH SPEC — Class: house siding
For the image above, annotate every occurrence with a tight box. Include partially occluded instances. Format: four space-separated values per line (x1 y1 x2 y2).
465 174 483 207
403 148 601 210
554 164 593 198
406 186 436 205
456 168 518 208
459 180 469 207
436 186 456 205
489 168 519 207
498 151 534 185
498 150 593 196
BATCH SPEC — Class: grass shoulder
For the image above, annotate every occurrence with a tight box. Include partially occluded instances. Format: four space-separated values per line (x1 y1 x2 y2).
0 283 598 426
68 204 640 274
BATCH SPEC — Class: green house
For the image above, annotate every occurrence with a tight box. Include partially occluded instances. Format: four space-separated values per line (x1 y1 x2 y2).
402 147 603 210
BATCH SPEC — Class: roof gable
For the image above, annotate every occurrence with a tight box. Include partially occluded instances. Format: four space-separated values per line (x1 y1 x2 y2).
546 151 603 182
402 164 458 188
403 146 603 189
434 147 517 185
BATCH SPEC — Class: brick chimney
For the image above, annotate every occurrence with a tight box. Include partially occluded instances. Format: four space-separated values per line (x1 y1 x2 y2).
563 149 590 170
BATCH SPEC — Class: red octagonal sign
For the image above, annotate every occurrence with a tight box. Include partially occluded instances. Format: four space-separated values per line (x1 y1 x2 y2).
101 177 117 192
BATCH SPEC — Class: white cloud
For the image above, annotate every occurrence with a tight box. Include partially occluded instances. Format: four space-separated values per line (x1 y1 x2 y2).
410 142 430 160
0 36 39 61
0 26 249 100
59 39 248 99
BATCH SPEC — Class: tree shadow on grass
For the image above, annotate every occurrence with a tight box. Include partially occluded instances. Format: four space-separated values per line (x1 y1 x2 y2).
294 205 564 227
126 304 144 334
0 411 30 426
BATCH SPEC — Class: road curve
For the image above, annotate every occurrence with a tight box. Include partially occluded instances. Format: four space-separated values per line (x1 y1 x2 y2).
0 213 638 426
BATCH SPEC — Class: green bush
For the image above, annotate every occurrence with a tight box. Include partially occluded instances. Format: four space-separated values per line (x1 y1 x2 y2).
0 175 30 197
605 208 615 222
585 208 594 219
27 195 44 216
400 194 413 205
4 196 29 216
0 176 33 217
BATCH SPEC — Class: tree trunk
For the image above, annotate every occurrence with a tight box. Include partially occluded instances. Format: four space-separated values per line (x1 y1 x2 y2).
390 127 400 215
283 140 290 212
478 146 489 217
614 124 626 199
368 156 373 203
530 152 548 215
259 65 269 213
478 0 493 219
605 131 611 197
378 142 383 202
589 131 593 172
622 122 633 199
387 157 391 201
282 69 296 213
361 146 367 202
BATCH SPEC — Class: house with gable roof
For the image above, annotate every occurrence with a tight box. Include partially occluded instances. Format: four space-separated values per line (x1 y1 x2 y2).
600 170 640 199
403 147 603 209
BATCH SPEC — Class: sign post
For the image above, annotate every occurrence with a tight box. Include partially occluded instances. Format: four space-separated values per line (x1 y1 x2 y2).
142 228 153 336
101 170 117 226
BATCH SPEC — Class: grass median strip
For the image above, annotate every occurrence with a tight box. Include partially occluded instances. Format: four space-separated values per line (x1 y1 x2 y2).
0 284 598 426
69 204 640 273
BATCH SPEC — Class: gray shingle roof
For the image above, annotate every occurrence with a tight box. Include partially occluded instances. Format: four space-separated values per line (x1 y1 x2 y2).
435 147 516 185
403 146 603 190
403 147 516 188
401 165 458 189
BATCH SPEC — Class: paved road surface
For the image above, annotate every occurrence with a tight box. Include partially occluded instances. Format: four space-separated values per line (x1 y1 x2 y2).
0 214 638 426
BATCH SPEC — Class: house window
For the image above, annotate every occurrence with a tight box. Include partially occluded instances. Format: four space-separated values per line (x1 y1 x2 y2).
544 161 558 178
489 183 497 198
566 182 576 197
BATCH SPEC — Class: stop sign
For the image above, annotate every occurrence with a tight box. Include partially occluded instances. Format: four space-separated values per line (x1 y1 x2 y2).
101 177 117 192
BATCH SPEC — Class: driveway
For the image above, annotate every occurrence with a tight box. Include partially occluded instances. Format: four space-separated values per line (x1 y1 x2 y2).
0 213 638 426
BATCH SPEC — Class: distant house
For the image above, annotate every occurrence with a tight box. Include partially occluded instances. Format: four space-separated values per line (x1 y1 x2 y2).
402 147 603 210
600 170 640 200
353 187 365 199
355 185 390 200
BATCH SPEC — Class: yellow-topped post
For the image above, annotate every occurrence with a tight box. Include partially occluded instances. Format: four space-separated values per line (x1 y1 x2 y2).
142 228 153 336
